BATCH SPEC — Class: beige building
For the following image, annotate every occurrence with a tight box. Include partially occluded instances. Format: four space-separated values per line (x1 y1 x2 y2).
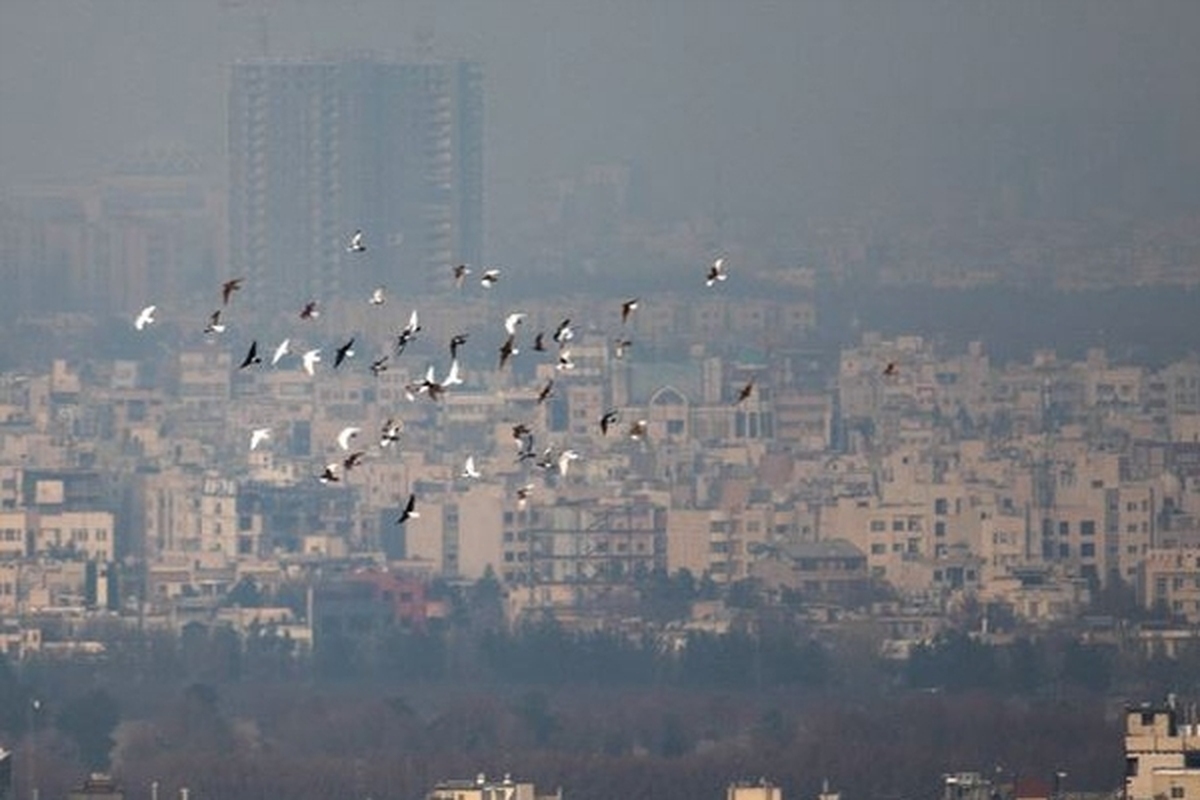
1126 702 1200 800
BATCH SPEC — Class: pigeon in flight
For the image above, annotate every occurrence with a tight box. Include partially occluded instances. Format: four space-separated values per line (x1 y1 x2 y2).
249 427 271 451
271 339 290 366
301 348 321 376
556 348 575 372
600 409 619 436
462 456 481 479
552 318 574 346
442 359 463 387
735 381 754 405
239 341 262 369
706 257 728 287
369 286 386 306
536 379 555 405
480 269 501 288
394 310 421 355
621 298 639 325
558 449 581 477
336 426 361 451
318 463 341 484
449 333 468 360
396 493 419 524
334 338 355 369
342 450 366 472
299 301 319 320
498 334 518 369
516 483 535 511
380 418 402 447
370 355 389 376
883 362 898 377
505 312 526 336
453 264 471 288
628 419 649 440
204 310 226 335
222 278 243 305
134 305 156 331
533 332 547 352
347 229 366 253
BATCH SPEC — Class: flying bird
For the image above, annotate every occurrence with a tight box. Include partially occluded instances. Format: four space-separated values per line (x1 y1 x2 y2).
883 362 898 377
334 338 355 369
342 450 366 471
628 419 649 440
347 229 366 253
533 332 547 352
462 456 481 479
705 257 728 287
380 418 402 447
301 348 321 376
621 298 639 324
443 359 463 387
558 449 581 477
536 379 555 405
498 334 518 369
600 409 619 436
318 463 340 484
134 305 156 331
556 348 575 372
370 355 389 376
369 286 386 306
396 493 419 524
735 381 754 405
504 312 526 336
249 427 271 451
395 310 421 355
204 310 226 335
271 339 290 366
515 483 535 511
239 340 262 369
221 278 243 305
453 264 471 288
480 269 500 288
552 318 574 345
449 333 468 360
336 426 361 451
299 300 319 320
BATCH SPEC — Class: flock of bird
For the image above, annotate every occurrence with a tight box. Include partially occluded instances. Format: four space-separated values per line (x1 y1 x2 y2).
133 231 745 528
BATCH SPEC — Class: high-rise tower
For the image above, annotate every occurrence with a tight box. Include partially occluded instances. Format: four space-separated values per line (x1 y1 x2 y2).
228 57 483 308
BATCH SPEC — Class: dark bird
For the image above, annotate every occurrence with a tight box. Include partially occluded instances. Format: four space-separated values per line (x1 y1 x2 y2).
334 338 355 369
397 493 419 524
299 300 319 320
380 418 402 447
370 355 389 376
628 419 648 440
621 298 639 324
449 333 468 360
204 309 226 335
512 422 531 443
318 463 340 484
536 379 555 405
883 362 898 377
735 381 754 405
600 409 619 436
552 318 574 345
533 332 547 352
239 340 262 369
394 310 421 355
342 451 366 471
453 264 471 287
480 268 500 288
221 278 243 305
498 334 518 369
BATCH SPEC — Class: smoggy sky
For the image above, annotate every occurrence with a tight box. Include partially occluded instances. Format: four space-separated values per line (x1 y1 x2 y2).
3 0 1199 251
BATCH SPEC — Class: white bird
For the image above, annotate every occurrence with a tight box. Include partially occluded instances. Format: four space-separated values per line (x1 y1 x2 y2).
301 348 321 376
249 427 271 451
443 359 463 387
134 305 156 331
504 312 526 335
369 286 386 306
380 419 402 447
558 449 580 477
480 269 501 288
336 426 361 451
706 257 728 287
556 348 576 371
348 229 366 253
271 338 291 366
462 456 481 479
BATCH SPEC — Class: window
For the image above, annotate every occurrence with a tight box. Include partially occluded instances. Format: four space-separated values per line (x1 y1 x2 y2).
1170 787 1183 799
1081 543 1095 558
1080 520 1095 536
934 498 948 515
1059 521 1069 536
870 520 886 532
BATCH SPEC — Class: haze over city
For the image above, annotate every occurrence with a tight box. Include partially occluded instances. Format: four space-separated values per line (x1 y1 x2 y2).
4 5 1200 800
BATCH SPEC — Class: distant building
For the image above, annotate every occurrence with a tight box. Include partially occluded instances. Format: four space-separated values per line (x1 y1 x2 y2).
727 780 783 800
1125 700 1200 800
0 749 11 800
427 774 561 800
228 56 483 308
68 774 123 800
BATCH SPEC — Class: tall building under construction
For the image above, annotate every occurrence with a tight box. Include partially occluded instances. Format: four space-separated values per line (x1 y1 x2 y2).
228 57 483 308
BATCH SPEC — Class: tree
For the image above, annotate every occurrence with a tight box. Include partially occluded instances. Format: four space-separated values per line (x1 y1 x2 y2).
55 688 120 770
